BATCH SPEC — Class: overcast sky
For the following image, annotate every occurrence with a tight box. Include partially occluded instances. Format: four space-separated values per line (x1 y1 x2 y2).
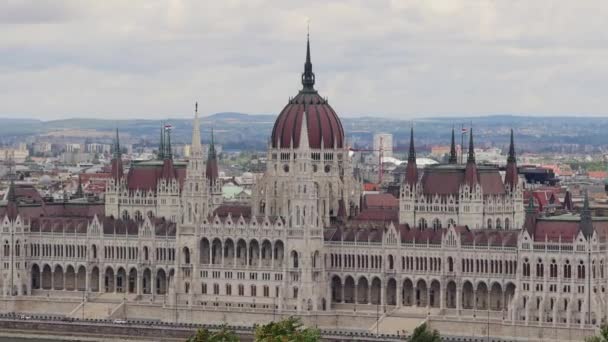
2 0 608 120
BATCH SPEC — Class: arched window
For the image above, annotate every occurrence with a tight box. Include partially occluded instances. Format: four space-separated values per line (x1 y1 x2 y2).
447 218 456 228
564 260 571 278
122 210 129 220
15 241 20 257
487 218 492 229
550 259 557 278
504 218 510 230
578 261 586 279
536 258 544 278
3 241 9 257
523 258 530 277
134 210 143 221
291 251 299 268
496 218 502 229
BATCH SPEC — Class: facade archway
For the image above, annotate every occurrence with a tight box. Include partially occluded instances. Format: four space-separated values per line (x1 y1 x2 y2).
116 267 127 293
490 282 503 310
371 277 381 305
430 280 440 307
143 268 152 294
446 281 457 308
65 265 76 291
357 277 369 304
476 282 488 310
31 264 41 290
462 281 474 309
212 238 223 265
77 266 86 291
224 239 235 267
261 240 272 267
344 276 355 303
90 266 99 292
386 278 397 306
403 279 414 306
331 276 342 303
156 269 167 294
236 239 247 266
415 279 427 307
41 265 52 290
128 268 137 293
105 267 115 292
274 240 285 267
53 265 64 290
248 240 259 266
200 238 210 264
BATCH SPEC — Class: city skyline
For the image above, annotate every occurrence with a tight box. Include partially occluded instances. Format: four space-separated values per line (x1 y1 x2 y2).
2 1 608 120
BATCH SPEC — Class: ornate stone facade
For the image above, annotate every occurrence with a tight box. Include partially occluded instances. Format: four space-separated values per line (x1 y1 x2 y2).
0 37 605 333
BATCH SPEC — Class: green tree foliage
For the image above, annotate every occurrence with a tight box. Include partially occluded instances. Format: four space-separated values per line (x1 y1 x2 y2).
409 323 441 342
254 316 320 342
188 324 239 342
586 324 608 342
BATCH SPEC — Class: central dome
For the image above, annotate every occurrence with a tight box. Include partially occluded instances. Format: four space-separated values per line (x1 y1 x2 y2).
270 38 344 149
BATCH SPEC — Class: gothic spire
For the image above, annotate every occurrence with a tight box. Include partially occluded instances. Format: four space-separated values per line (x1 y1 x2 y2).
191 102 202 157
301 32 316 91
507 128 516 163
112 128 121 159
158 122 165 160
467 127 475 163
206 128 219 184
404 126 418 186
448 127 457 164
408 126 416 162
164 125 172 160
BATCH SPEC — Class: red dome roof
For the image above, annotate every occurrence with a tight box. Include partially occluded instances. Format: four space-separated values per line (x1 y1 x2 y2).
271 92 344 149
270 37 344 150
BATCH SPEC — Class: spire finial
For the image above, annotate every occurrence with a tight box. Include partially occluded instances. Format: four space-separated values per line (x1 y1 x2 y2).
164 123 172 160
301 25 316 91
448 126 457 164
467 127 475 163
158 122 165 160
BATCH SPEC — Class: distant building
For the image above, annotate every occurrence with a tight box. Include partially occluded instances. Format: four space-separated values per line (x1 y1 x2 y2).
373 133 393 158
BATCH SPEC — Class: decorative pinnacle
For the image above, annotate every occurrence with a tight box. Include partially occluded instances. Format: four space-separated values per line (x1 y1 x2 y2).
408 125 416 162
448 127 457 164
301 29 316 91
507 129 516 163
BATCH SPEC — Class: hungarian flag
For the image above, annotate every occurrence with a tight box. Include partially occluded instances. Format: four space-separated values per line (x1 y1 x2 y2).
164 124 173 131
461 127 468 134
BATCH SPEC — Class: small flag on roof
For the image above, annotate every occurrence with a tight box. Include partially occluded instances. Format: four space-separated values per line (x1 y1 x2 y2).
164 124 173 130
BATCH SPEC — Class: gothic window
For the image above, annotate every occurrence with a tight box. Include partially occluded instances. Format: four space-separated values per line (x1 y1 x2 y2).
432 218 441 230
578 261 585 279
523 258 530 277
504 218 510 230
291 251 299 268
536 259 544 278
487 218 492 229
496 218 502 229
418 218 428 230
447 218 456 228
564 260 571 278
3 241 8 257
122 210 129 221
134 211 143 221
550 260 558 278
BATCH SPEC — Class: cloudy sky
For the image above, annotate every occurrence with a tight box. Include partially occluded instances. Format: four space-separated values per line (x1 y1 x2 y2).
2 0 608 120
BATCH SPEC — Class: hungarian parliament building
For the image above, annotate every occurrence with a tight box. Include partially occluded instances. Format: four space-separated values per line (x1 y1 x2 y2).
0 38 606 334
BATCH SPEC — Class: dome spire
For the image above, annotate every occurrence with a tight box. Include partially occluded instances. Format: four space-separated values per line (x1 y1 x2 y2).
301 29 316 91
467 127 475 163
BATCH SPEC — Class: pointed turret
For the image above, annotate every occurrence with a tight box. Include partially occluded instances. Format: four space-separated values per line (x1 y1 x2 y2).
206 129 219 184
580 190 594 238
464 127 478 187
404 126 418 186
111 128 124 181
301 33 316 91
191 102 202 157
299 107 310 148
448 127 457 164
504 129 519 190
164 125 172 160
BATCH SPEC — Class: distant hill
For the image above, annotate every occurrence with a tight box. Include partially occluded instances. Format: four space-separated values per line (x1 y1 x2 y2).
1 113 608 153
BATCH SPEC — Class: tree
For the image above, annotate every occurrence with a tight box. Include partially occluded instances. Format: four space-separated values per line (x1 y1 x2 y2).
188 324 239 342
254 316 320 342
586 324 608 342
409 323 440 342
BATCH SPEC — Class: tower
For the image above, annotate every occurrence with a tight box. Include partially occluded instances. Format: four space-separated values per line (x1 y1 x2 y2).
399 127 418 226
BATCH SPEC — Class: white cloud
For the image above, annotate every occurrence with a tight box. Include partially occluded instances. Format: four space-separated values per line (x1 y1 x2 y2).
0 0 607 119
